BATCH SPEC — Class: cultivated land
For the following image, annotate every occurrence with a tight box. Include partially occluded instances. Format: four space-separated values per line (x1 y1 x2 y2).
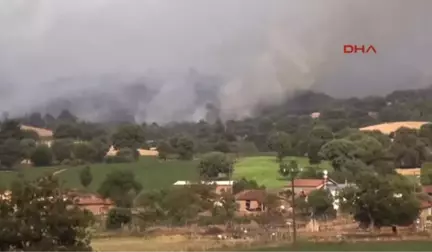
0 155 329 191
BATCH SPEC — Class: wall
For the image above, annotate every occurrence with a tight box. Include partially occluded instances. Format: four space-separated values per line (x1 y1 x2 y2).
236 200 262 214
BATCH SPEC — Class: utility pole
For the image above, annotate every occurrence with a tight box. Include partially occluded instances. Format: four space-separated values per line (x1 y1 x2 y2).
280 160 300 246
290 174 297 245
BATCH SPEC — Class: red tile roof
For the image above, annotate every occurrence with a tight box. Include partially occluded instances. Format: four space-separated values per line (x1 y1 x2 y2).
421 200 432 209
72 193 114 206
287 179 324 188
423 185 432 194
235 190 267 202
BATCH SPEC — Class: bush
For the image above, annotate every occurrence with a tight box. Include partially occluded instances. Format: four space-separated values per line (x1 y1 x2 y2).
106 208 132 230
73 143 97 162
104 148 138 163
51 139 74 162
70 159 85 167
117 147 139 161
30 144 53 166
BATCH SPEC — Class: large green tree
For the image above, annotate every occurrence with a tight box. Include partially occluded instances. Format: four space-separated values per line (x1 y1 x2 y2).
98 170 142 207
338 173 421 230
111 124 146 150
267 131 292 162
0 175 94 251
198 151 234 179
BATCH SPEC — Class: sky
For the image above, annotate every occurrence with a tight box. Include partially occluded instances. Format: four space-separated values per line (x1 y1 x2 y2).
1 0 432 122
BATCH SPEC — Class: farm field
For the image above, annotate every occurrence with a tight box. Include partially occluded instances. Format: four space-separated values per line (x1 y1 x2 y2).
0 155 329 191
242 240 432 251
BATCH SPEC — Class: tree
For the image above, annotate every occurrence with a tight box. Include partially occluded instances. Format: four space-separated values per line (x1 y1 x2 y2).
267 131 291 162
57 109 77 122
170 136 194 160
0 175 94 251
111 124 146 150
421 162 432 185
319 139 357 171
79 166 93 188
198 152 234 179
30 144 53 167
54 123 81 139
20 138 37 160
213 192 238 228
98 170 142 207
0 138 22 169
307 125 334 164
338 173 421 230
0 120 23 142
89 137 110 162
307 189 336 220
157 140 172 160
233 178 265 194
106 207 132 230
73 143 97 162
51 139 74 162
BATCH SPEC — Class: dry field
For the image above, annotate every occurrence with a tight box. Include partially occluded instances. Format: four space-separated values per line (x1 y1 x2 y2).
91 235 252 251
359 121 429 135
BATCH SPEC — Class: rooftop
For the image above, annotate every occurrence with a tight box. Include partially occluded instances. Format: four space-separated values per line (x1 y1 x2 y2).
173 180 234 186
235 189 267 202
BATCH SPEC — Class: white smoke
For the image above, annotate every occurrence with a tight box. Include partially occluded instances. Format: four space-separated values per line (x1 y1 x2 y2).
0 0 432 122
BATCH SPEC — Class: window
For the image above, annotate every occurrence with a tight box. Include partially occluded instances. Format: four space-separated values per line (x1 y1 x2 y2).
245 200 251 210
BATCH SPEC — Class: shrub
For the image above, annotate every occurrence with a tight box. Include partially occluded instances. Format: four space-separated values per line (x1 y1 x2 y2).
30 144 53 167
106 208 132 230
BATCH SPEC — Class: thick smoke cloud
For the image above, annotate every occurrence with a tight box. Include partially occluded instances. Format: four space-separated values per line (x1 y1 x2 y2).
1 0 431 123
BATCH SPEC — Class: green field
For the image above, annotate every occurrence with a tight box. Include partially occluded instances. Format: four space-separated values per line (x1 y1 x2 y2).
0 157 199 192
242 241 432 251
234 156 331 189
0 155 328 192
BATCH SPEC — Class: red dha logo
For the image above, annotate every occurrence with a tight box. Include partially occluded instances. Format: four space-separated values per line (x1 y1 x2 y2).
343 44 377 54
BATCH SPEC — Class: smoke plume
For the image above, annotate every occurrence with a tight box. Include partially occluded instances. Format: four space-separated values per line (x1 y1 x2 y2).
0 0 431 123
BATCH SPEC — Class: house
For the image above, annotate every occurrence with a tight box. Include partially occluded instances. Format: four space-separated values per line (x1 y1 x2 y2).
396 168 420 176
235 189 267 215
310 112 321 119
72 192 114 216
105 145 159 157
286 178 339 195
173 180 233 194
417 199 432 230
20 124 54 146
0 190 113 216
286 178 354 210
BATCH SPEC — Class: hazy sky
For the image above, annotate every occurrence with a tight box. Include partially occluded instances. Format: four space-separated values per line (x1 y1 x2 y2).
1 0 432 122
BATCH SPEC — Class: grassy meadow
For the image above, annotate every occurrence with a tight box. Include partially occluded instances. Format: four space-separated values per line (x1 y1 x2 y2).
0 154 330 192
233 156 331 189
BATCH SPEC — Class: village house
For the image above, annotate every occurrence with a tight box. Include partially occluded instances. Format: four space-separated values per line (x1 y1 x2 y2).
20 124 54 146
0 190 113 216
235 189 267 215
173 180 233 194
105 145 159 157
73 193 114 216
286 178 354 210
